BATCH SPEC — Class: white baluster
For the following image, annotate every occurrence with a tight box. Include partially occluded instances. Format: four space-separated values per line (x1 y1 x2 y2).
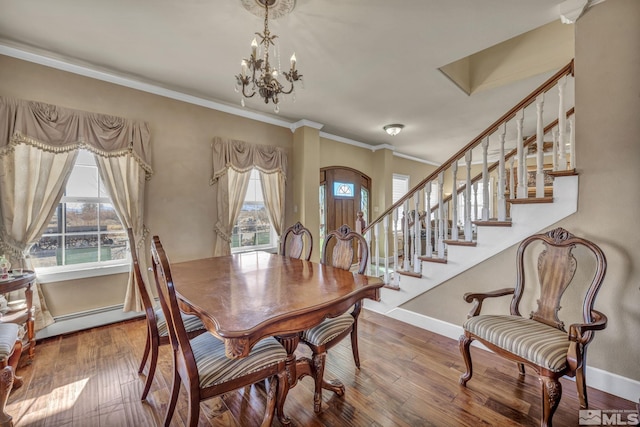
444 201 449 241
464 150 473 240
569 117 576 170
451 160 459 241
482 137 490 220
536 94 545 198
473 182 479 224
413 191 421 274
497 123 507 221
392 210 399 286
552 128 558 171
516 109 526 198
383 216 390 285
364 228 371 275
557 76 568 170
425 182 433 257
508 156 515 200
437 171 445 258
375 221 381 279
403 200 410 271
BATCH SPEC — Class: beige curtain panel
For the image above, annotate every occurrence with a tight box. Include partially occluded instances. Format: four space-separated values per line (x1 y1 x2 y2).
0 96 153 325
210 137 287 256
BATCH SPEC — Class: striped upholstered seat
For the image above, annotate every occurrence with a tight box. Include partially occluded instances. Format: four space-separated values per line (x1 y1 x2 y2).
459 229 608 427
190 334 287 387
464 315 570 372
151 236 288 426
0 323 20 360
301 312 355 347
155 307 205 338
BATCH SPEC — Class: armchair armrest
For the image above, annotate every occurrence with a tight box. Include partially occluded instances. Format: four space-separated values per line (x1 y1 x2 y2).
463 287 515 318
568 310 608 344
567 310 607 371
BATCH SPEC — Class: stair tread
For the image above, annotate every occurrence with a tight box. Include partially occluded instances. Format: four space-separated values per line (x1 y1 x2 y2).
507 196 553 204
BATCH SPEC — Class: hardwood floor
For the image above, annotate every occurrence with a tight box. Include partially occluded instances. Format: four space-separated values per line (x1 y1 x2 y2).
7 310 636 426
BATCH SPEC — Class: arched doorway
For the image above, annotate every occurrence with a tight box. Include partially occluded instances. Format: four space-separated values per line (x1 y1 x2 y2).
320 167 371 240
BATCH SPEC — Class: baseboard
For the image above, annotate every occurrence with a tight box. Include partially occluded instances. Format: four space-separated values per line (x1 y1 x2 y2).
36 305 144 340
381 307 640 403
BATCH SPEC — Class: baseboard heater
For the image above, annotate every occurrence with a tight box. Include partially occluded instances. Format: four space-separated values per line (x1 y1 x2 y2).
35 304 144 340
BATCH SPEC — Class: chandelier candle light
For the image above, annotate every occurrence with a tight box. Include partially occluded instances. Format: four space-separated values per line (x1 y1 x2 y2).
235 0 302 113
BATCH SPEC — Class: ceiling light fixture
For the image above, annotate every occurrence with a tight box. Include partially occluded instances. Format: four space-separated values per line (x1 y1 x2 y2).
235 0 302 113
384 124 405 136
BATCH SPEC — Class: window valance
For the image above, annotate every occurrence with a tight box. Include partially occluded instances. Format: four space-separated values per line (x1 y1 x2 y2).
210 136 287 185
0 96 152 178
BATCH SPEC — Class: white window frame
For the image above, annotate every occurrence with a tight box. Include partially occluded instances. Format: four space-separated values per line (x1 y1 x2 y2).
230 169 277 254
30 150 130 283
392 174 410 229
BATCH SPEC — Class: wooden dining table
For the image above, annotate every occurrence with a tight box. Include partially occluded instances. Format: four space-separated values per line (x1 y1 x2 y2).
170 251 384 422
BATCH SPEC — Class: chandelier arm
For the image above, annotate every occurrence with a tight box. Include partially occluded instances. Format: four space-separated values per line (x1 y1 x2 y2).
236 0 301 109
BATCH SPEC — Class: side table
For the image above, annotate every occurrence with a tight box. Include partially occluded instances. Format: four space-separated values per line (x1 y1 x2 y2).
0 271 36 361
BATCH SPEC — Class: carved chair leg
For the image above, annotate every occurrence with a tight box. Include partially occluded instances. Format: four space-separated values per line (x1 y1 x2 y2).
312 351 327 413
575 365 588 409
261 377 277 427
187 382 201 427
458 334 474 386
350 325 360 369
164 367 181 427
141 336 159 401
0 366 14 427
540 376 562 427
138 329 151 374
518 363 526 376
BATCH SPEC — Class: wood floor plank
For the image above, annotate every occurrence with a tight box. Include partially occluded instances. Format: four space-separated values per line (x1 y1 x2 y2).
5 312 636 426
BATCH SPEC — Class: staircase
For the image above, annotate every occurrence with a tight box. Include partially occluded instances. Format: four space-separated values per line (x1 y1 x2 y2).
360 60 577 315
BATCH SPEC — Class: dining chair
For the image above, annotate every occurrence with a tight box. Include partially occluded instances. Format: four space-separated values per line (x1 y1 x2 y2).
150 236 289 427
459 227 608 427
280 221 313 260
299 224 369 413
0 323 23 427
126 228 206 401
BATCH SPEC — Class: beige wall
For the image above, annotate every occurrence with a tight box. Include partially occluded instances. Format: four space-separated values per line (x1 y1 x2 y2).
402 0 640 382
0 55 293 315
0 55 430 316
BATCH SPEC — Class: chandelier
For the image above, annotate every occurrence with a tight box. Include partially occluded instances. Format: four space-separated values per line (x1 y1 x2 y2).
235 0 302 113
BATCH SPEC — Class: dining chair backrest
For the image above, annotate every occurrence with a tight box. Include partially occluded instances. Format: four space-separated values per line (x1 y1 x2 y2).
280 221 313 261
321 224 368 274
127 228 158 328
150 236 194 371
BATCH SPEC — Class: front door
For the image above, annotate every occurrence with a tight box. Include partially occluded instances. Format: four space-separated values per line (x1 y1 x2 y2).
320 167 371 238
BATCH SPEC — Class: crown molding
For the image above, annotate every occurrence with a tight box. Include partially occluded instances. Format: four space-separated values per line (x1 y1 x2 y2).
0 42 294 129
1 43 438 167
290 119 324 132
393 151 440 166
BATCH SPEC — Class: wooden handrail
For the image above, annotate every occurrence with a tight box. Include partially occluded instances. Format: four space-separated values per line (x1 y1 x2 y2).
363 60 574 234
406 107 575 222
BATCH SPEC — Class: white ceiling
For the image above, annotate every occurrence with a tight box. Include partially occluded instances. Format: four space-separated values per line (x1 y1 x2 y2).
0 0 569 164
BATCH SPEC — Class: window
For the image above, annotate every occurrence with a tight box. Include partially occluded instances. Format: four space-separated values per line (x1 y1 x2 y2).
29 150 128 271
392 174 409 229
333 182 354 197
231 169 276 252
360 187 369 224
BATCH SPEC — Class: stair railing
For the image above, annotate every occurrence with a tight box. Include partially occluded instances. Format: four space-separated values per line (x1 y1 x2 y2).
362 60 575 289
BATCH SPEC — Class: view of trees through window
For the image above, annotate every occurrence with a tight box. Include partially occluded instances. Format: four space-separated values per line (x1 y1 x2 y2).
231 169 274 250
28 150 128 268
